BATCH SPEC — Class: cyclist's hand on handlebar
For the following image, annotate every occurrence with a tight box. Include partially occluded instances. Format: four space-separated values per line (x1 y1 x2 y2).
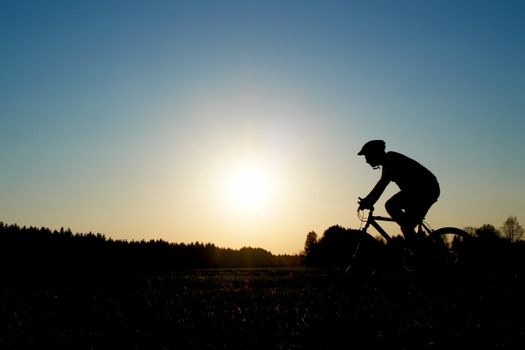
358 197 373 211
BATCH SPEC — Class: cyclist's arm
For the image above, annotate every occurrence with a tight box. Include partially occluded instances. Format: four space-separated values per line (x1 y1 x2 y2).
362 177 389 207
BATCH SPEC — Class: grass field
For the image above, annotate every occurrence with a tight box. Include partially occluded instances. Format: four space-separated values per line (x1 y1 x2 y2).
1 267 523 349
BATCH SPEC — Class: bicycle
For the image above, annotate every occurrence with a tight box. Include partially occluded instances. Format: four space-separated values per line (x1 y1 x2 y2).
345 205 471 272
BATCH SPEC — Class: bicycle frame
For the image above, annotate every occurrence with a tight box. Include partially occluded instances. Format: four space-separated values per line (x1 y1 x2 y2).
360 209 433 242
351 207 469 273
361 210 395 242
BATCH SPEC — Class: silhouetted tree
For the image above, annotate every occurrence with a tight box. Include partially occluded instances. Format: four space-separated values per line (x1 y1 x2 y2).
459 224 514 271
501 216 524 242
302 231 318 265
475 224 501 240
304 231 317 255
303 225 381 269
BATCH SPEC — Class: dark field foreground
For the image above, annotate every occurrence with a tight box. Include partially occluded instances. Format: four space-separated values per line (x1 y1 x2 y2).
1 268 524 349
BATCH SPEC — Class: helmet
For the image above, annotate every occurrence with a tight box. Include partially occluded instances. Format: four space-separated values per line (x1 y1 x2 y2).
358 140 386 156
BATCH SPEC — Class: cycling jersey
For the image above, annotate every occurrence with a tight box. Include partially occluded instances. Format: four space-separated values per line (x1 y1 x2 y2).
382 151 439 197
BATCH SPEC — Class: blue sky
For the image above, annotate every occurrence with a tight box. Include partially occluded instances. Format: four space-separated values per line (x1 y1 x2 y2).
1 0 524 253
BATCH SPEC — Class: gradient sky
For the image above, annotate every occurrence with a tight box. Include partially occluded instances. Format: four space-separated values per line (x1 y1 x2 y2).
1 0 524 254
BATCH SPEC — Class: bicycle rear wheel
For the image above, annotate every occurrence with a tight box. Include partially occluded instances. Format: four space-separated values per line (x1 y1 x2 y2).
429 227 470 243
427 227 470 266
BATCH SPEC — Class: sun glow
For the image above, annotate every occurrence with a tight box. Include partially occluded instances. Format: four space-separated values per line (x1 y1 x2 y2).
226 165 273 211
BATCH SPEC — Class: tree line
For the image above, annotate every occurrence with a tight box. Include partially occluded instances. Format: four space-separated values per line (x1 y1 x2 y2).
0 222 302 274
2 215 523 274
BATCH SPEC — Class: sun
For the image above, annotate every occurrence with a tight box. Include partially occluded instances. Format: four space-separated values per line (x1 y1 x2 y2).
226 165 273 211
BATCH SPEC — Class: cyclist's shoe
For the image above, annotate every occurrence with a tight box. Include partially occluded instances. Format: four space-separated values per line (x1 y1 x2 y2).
407 233 429 251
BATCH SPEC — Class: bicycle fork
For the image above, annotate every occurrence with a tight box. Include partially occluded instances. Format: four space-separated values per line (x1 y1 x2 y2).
345 239 362 273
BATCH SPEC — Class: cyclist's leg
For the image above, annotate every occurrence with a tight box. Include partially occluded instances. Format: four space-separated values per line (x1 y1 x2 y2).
404 190 439 237
385 192 418 239
386 191 436 240
404 201 431 236
385 192 405 223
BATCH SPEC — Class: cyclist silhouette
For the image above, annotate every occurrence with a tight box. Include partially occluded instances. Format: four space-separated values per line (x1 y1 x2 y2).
357 140 440 240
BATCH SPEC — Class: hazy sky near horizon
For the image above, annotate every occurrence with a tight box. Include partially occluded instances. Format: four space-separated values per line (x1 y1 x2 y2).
1 0 524 254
